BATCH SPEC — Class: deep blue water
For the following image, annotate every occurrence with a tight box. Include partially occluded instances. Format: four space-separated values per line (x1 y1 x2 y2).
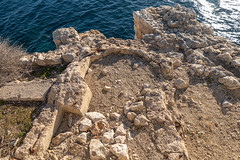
0 0 239 53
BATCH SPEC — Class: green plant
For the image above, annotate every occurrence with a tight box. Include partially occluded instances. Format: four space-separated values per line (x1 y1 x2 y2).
17 132 24 138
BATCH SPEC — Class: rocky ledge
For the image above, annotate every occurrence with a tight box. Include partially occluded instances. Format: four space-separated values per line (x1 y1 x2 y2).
1 4 240 160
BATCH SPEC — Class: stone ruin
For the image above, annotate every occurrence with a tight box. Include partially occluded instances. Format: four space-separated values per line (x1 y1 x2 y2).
0 4 240 160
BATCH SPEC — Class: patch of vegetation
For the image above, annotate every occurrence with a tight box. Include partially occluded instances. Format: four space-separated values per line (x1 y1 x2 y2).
0 38 31 85
0 102 43 157
31 65 67 79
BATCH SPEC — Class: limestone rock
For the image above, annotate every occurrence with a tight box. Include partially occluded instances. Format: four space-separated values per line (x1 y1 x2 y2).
63 57 91 79
155 127 189 159
127 112 137 122
53 27 80 48
76 132 88 144
115 136 126 144
110 112 121 120
48 58 92 115
102 130 114 144
129 101 145 112
0 79 53 101
103 86 111 92
134 115 149 127
51 132 72 146
89 139 107 160
85 112 106 122
115 124 127 136
79 118 93 132
218 76 240 90
222 100 232 108
110 144 129 160
174 78 189 89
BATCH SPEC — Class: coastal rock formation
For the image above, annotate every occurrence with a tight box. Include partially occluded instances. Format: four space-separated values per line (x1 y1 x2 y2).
0 4 239 160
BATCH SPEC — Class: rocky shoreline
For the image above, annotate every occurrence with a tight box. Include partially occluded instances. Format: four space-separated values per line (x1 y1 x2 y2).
0 4 240 160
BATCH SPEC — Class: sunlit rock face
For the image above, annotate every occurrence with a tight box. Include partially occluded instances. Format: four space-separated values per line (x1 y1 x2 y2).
133 4 214 40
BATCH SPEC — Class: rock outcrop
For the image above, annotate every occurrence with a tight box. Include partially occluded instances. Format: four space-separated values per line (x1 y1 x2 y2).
0 3 239 160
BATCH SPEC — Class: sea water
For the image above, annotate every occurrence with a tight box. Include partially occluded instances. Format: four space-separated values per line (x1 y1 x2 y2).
0 0 239 53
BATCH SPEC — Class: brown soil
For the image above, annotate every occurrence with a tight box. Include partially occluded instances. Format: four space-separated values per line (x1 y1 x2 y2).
85 53 240 160
49 53 240 160
85 54 161 115
177 82 240 160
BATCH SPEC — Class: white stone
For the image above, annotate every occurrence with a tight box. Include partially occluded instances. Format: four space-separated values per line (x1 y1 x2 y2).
218 76 240 90
88 68 93 73
110 144 129 160
110 112 121 120
115 124 127 136
102 130 114 144
222 100 232 108
79 118 93 132
127 112 137 122
76 132 88 144
115 136 126 144
134 115 149 127
89 139 107 160
85 112 106 122
103 86 111 92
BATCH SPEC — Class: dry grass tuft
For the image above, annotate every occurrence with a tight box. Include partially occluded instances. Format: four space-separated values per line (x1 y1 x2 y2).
0 38 31 85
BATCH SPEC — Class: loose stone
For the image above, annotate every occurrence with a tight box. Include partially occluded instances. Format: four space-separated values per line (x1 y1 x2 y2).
127 112 137 122
222 100 232 108
115 124 127 136
174 78 189 89
79 118 93 132
110 143 129 160
76 132 88 144
134 115 149 127
102 130 114 144
85 112 106 122
89 139 107 160
129 101 145 112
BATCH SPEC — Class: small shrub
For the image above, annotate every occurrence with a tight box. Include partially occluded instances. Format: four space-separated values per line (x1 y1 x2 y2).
17 132 24 138
0 38 31 85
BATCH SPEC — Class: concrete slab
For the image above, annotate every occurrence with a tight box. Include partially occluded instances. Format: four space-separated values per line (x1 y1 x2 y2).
0 79 54 101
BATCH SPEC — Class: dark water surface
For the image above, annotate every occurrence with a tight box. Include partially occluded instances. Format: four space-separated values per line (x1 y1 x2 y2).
0 0 239 53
